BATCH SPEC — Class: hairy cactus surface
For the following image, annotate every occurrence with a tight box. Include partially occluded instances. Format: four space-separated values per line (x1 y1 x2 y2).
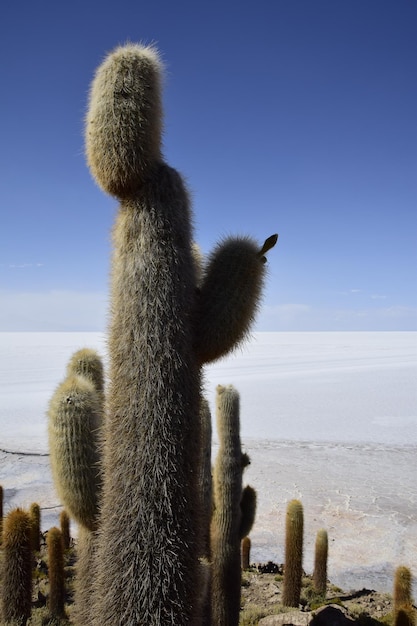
1 508 32 625
282 499 304 607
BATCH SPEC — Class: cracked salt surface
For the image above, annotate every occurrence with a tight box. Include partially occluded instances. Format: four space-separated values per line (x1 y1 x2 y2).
0 331 416 594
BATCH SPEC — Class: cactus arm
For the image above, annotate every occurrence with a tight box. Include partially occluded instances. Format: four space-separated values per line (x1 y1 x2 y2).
194 234 278 364
239 484 257 540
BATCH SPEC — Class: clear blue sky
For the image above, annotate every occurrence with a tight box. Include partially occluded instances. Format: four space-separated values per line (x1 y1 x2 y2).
1 0 416 331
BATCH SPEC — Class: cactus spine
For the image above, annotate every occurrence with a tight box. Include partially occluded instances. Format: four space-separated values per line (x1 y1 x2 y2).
282 499 304 607
1 508 33 625
313 528 328 596
211 385 256 626
47 526 66 618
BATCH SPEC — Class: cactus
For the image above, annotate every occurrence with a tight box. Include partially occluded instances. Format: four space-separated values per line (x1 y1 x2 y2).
239 484 257 540
198 397 213 562
29 502 41 552
195 233 277 364
60 510 71 550
66 348 105 392
71 526 100 626
394 566 414 611
211 385 256 626
1 508 33 625
49 42 275 625
241 536 251 570
47 526 66 619
313 528 328 596
48 352 104 624
282 499 304 607
48 375 102 531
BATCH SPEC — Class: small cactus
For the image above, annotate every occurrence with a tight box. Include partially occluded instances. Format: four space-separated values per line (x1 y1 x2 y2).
0 484 3 544
241 536 251 570
211 385 256 626
1 508 33 625
282 499 304 607
239 484 257 540
60 509 71 550
394 565 415 626
47 526 66 618
313 528 328 596
29 502 41 552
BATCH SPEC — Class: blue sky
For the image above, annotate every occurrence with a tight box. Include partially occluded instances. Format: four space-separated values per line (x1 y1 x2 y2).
1 0 416 331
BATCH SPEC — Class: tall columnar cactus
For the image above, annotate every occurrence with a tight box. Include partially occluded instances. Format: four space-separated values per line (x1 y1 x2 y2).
86 44 274 626
47 526 66 619
313 528 328 596
211 385 257 626
49 43 275 625
1 508 33 625
282 499 304 607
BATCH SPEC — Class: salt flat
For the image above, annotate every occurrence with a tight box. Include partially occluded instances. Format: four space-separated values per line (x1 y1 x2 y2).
0 331 416 593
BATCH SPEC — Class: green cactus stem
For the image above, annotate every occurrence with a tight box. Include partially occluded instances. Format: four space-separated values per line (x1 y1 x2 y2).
211 384 253 626
47 526 66 619
313 528 328 596
282 499 304 607
29 502 41 552
241 536 251 570
60 510 71 551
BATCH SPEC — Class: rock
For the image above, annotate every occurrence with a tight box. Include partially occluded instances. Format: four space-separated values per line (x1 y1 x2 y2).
258 605 355 626
258 610 310 626
310 605 355 626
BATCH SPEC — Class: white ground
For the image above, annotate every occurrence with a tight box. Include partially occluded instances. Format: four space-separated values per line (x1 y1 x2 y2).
0 331 416 594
